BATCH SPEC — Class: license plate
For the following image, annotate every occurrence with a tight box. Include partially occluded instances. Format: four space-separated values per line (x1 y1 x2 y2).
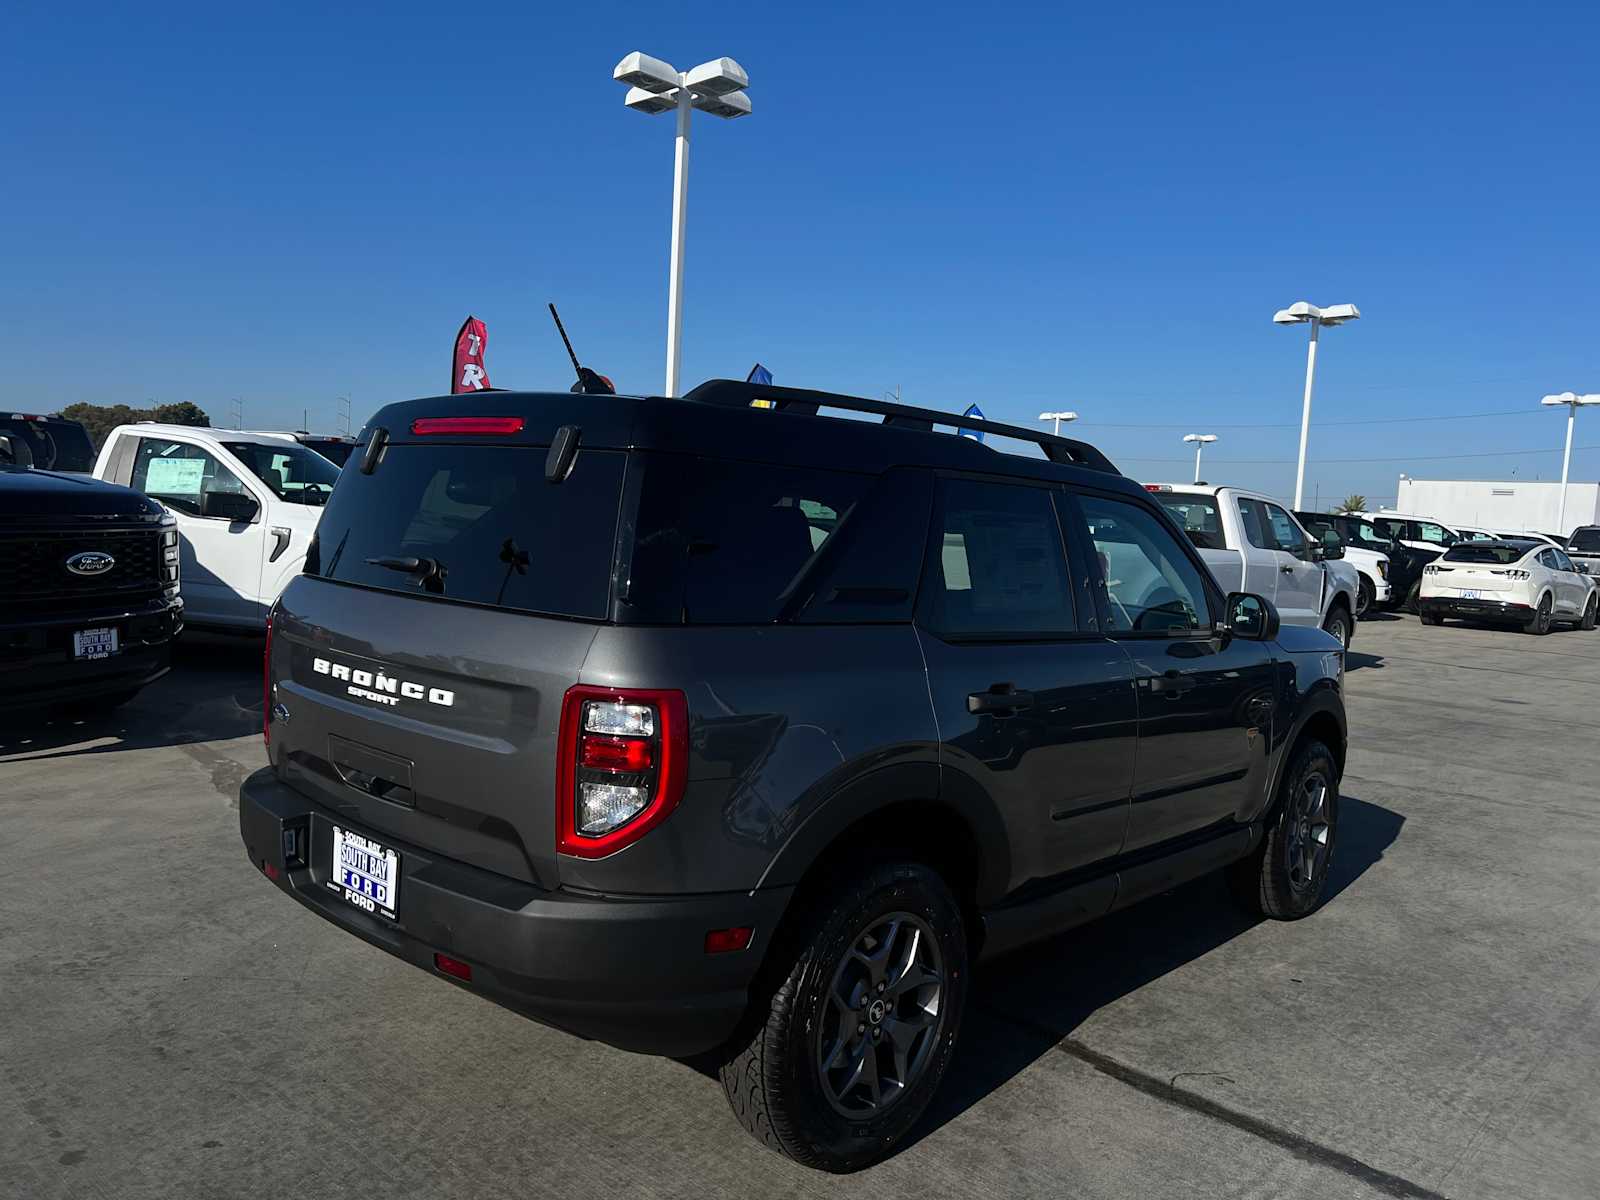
328 826 400 920
73 627 119 660
1458 588 1483 600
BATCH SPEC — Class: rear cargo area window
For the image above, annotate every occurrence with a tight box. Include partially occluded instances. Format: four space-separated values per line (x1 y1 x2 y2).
308 444 625 618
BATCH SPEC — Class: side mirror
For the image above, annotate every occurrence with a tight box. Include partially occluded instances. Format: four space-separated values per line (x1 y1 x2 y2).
201 488 260 522
1314 540 1344 561
1223 592 1280 641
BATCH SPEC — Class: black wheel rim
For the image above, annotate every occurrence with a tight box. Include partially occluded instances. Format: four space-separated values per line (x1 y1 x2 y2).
1356 581 1371 617
1538 595 1552 632
1285 770 1333 893
816 912 944 1118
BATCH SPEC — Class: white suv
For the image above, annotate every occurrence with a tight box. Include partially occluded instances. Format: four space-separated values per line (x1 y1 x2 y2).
92 424 339 628
1420 539 1598 635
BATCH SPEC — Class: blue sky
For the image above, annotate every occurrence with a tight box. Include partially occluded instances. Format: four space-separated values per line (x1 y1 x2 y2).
4 1 1598 505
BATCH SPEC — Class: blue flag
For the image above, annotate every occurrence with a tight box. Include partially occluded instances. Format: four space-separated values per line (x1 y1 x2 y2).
959 403 985 443
746 363 773 386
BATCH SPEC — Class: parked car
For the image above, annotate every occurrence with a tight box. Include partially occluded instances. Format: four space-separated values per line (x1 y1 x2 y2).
0 412 96 474
1 464 183 712
1420 539 1597 634
1567 525 1600 575
92 424 340 629
240 382 1348 1171
1296 511 1436 613
1353 510 1463 554
1293 511 1391 617
1146 484 1361 647
289 432 357 467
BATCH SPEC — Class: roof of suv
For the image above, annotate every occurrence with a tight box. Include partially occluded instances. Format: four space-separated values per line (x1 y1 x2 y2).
358 382 1146 495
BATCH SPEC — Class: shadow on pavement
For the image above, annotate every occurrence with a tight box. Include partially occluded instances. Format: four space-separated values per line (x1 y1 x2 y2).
0 630 262 760
1346 651 1386 671
903 793 1404 1148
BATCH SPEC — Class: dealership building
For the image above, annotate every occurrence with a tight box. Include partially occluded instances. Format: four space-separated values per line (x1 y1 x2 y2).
1392 478 1600 537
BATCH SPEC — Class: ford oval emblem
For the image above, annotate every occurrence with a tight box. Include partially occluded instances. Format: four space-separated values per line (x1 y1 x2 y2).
65 550 117 577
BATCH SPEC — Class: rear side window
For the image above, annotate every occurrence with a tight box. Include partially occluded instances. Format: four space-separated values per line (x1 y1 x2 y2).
1153 493 1226 550
1237 498 1273 550
1416 521 1453 545
308 443 625 619
918 478 1075 638
627 455 875 624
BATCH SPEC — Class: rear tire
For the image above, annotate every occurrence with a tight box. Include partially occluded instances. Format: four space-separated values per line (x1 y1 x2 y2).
1419 608 1442 626
719 861 968 1173
1229 739 1340 920
1404 581 1422 614
1524 593 1554 635
1355 576 1374 619
1582 593 1598 632
1322 604 1353 650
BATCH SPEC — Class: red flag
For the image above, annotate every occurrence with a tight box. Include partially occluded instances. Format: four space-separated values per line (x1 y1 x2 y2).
451 316 490 393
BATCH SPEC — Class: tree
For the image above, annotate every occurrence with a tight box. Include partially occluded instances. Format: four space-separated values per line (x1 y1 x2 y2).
1336 494 1367 514
57 401 211 450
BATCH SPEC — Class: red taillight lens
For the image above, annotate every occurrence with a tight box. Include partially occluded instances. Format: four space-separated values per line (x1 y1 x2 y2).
704 927 754 954
409 416 525 436
555 686 688 859
433 953 472 981
262 610 274 748
579 733 655 772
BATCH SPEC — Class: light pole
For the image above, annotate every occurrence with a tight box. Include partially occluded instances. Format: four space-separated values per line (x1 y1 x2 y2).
1183 433 1218 484
1540 392 1600 536
1038 410 1079 436
614 52 752 397
1274 301 1361 510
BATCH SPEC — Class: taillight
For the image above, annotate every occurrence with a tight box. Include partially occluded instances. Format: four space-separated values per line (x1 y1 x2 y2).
409 416 525 436
262 610 274 748
555 685 688 858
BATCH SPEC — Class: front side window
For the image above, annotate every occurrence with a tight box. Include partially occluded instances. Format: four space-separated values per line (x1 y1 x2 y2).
132 438 248 518
1371 518 1405 543
1265 504 1309 558
1078 494 1209 634
222 441 341 506
917 478 1074 638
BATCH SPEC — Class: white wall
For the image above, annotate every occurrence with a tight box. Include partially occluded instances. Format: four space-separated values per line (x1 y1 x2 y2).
1392 479 1600 537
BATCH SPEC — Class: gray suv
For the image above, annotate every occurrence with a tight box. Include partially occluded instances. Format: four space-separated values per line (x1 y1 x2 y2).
240 381 1347 1171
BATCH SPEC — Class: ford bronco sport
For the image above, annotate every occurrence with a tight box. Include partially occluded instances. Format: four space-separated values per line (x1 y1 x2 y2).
240 381 1347 1171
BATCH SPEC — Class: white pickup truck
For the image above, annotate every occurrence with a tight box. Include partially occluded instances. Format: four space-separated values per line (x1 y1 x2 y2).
1146 483 1362 648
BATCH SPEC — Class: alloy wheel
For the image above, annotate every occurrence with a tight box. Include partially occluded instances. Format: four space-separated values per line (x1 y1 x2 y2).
816 912 945 1118
1284 770 1333 893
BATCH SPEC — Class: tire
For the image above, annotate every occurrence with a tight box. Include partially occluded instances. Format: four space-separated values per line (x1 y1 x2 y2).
1524 592 1554 635
1322 604 1353 650
719 860 968 1173
1404 581 1422 614
1229 738 1340 920
1582 593 1598 632
1419 608 1442 626
1355 576 1374 619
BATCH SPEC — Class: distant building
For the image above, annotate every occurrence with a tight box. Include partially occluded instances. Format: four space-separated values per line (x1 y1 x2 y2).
1393 478 1600 537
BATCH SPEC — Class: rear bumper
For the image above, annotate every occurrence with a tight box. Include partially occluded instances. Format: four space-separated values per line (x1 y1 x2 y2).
1420 596 1533 621
0 595 182 710
239 768 793 1057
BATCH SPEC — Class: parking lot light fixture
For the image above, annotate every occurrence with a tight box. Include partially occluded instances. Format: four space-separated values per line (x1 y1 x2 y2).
614 51 752 398
1540 392 1600 536
1038 411 1079 436
1274 301 1361 510
1183 433 1218 483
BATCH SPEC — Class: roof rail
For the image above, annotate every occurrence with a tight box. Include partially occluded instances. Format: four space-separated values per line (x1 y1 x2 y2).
681 379 1120 475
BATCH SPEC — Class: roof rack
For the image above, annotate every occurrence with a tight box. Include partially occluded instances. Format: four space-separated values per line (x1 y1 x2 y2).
681 379 1120 475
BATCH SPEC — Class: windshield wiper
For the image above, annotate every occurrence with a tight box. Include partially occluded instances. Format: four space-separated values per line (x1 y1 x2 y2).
365 555 447 594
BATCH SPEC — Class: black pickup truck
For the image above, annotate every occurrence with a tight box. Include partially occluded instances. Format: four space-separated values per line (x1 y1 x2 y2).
1 467 184 712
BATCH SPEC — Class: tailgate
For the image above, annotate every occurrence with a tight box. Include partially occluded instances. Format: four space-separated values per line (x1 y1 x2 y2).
269 577 597 887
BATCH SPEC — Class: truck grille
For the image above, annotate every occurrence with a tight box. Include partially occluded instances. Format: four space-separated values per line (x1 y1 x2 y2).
0 529 167 613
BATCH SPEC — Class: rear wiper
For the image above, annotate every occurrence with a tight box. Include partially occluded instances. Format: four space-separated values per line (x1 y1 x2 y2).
365 555 447 594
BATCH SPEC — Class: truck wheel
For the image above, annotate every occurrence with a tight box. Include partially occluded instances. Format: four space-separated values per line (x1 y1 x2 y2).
1582 593 1598 631
1355 577 1374 619
1229 738 1339 920
1419 608 1443 626
1321 605 1352 650
1404 581 1422 613
1524 593 1553 635
719 861 967 1173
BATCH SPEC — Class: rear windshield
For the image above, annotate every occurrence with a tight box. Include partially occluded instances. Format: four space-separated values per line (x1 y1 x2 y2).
300 438 355 467
1571 528 1600 553
223 441 342 506
307 443 625 618
1443 544 1531 565
1152 492 1226 550
0 417 95 472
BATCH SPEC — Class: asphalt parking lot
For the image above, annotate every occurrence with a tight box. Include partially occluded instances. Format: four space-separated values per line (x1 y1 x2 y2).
3 616 1598 1200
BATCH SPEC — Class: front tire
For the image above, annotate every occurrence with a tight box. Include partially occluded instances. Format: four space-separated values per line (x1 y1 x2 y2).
720 861 968 1173
1322 604 1353 650
1581 593 1598 632
1419 607 1442 626
1525 592 1554 635
1355 576 1374 619
1230 739 1340 920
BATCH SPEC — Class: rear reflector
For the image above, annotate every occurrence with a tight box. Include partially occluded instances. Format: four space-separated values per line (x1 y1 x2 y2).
410 416 525 436
261 861 281 881
704 927 754 954
433 953 473 981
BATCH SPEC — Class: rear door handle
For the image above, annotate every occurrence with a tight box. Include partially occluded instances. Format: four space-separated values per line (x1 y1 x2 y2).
1148 670 1196 698
967 685 1035 715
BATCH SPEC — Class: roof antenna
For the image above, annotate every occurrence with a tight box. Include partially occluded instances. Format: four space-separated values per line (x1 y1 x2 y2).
548 303 616 395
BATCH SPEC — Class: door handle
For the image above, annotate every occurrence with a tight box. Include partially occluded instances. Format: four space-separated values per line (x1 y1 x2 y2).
268 526 292 563
1279 564 1295 574
967 684 1035 715
1148 670 1195 698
